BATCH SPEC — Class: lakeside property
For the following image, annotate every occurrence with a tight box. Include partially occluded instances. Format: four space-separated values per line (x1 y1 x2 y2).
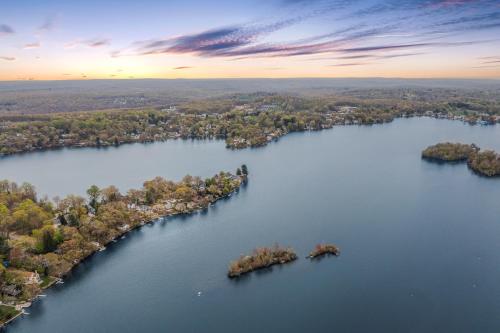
0 166 247 327
0 304 21 327
1 93 499 157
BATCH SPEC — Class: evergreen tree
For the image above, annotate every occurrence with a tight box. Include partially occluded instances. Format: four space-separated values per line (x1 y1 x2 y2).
241 164 248 176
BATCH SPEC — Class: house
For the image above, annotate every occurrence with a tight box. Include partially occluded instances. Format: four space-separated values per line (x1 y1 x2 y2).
1 285 21 297
118 224 130 232
26 271 41 285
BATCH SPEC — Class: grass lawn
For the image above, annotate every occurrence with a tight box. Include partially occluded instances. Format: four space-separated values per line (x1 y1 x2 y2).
0 304 21 325
40 276 57 289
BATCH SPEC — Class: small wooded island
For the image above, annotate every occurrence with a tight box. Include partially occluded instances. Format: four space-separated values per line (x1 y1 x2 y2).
421 142 478 162
228 245 297 278
0 166 248 327
307 244 340 259
422 143 500 177
468 150 500 177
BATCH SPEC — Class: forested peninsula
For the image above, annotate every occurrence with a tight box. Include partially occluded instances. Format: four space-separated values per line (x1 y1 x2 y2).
0 167 247 326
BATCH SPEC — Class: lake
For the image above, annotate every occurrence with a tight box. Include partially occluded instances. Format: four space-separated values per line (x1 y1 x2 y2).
3 118 500 333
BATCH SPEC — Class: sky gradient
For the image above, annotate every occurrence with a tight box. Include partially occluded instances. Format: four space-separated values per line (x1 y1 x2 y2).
1 0 500 80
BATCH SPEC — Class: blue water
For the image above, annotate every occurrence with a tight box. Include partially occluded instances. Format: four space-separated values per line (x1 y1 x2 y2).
2 118 500 332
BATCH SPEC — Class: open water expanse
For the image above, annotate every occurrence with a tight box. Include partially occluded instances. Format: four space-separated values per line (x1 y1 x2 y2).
2 118 500 332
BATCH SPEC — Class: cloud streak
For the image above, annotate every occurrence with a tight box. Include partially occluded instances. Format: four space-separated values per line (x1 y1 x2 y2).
110 0 499 63
24 42 41 49
329 62 371 67
66 38 111 48
0 24 14 36
0 56 15 61
38 15 57 32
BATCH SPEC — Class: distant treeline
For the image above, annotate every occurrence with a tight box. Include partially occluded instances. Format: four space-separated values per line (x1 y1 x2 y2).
1 79 500 115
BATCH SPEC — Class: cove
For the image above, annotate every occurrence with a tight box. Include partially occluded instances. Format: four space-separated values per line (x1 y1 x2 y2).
3 118 500 333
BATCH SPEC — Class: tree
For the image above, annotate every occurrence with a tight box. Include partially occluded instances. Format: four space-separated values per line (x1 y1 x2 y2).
0 235 9 258
33 225 62 254
11 199 52 234
241 164 248 176
101 186 121 203
174 186 195 201
56 195 86 227
236 168 242 176
20 183 37 201
0 204 10 236
127 189 144 205
86 185 101 213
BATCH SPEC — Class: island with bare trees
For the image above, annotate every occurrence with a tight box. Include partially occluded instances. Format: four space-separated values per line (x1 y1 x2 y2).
227 245 297 278
307 244 341 259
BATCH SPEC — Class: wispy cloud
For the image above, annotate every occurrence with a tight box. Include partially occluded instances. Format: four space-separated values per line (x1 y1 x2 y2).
339 43 430 53
333 52 424 60
24 42 41 49
0 24 14 36
0 56 15 61
173 66 192 70
477 55 500 65
426 0 482 8
435 11 500 27
114 20 401 60
38 15 57 33
118 16 306 58
66 38 111 48
114 20 490 61
338 41 484 54
86 38 111 47
104 0 499 66
329 62 371 67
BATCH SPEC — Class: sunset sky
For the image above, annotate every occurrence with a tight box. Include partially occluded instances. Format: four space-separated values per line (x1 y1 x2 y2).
1 0 500 80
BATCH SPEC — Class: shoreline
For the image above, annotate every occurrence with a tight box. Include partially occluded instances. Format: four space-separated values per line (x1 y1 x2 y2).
0 175 246 328
0 307 22 329
1 114 497 159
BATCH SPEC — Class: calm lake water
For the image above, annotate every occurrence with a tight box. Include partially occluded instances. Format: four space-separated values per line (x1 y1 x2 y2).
2 118 500 333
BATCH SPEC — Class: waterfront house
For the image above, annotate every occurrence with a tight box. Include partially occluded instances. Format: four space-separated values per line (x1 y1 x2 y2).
26 271 41 285
1 285 21 297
